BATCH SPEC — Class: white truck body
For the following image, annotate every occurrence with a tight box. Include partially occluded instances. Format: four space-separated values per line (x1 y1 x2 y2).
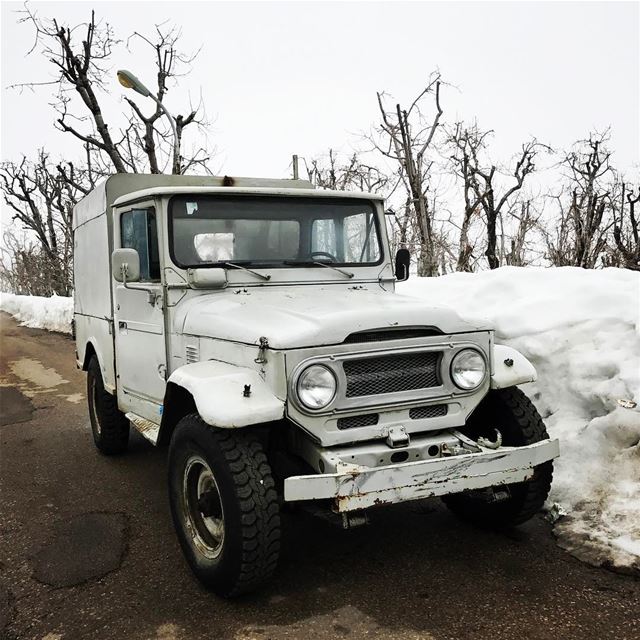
73 174 558 513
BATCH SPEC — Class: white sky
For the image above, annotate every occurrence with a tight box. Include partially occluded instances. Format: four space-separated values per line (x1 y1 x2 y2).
1 0 639 185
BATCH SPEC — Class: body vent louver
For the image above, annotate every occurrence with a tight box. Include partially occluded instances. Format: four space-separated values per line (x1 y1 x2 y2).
185 345 199 364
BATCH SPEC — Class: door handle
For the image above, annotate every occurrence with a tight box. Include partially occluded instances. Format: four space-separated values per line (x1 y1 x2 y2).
119 321 127 330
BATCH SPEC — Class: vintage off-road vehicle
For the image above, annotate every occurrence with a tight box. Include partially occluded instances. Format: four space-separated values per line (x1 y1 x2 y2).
73 174 559 597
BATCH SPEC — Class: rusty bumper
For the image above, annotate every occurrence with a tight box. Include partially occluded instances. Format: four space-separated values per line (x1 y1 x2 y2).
284 438 559 512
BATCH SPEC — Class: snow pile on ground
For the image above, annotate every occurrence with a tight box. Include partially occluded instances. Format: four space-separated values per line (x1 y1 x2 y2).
399 266 640 573
0 292 73 334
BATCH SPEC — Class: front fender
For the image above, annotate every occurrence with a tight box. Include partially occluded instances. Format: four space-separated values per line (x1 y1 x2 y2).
491 345 537 389
167 360 284 428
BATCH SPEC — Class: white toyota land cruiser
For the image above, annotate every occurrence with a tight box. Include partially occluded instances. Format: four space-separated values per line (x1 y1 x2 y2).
73 174 559 597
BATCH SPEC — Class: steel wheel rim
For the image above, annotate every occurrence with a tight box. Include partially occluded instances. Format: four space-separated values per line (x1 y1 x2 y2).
182 455 225 559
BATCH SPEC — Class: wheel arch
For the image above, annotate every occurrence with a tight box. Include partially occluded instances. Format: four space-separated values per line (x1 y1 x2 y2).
82 341 97 371
158 361 285 446
158 382 198 446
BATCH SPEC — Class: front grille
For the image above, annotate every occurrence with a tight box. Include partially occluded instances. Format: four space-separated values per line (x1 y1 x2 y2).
343 351 442 397
344 327 442 344
409 404 448 419
337 413 379 430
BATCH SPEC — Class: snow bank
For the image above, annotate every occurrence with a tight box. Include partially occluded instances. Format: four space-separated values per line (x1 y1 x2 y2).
399 266 640 573
0 292 73 334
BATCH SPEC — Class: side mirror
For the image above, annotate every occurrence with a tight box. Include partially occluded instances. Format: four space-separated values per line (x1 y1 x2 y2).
395 248 411 282
112 248 141 283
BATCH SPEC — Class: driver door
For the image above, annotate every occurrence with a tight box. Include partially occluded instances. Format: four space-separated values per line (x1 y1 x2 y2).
113 204 167 423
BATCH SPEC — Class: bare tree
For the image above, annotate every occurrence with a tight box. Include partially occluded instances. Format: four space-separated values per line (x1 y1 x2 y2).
503 200 541 266
373 73 444 276
450 125 545 270
2 9 217 295
545 132 617 268
305 149 391 194
612 183 640 270
0 152 90 294
447 123 490 271
123 26 211 174
15 8 212 175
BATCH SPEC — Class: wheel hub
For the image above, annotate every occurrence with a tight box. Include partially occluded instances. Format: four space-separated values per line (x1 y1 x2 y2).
183 456 225 559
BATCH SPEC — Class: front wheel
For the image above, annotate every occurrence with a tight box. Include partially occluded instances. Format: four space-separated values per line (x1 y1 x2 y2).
443 387 553 527
168 414 281 597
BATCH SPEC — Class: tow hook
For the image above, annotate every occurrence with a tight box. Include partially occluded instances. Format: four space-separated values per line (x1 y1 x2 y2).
477 429 503 450
385 425 410 448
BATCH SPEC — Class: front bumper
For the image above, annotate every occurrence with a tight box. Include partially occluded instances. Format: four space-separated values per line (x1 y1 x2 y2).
284 438 560 512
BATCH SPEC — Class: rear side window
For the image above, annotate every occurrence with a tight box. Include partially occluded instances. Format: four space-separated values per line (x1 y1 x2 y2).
120 209 160 281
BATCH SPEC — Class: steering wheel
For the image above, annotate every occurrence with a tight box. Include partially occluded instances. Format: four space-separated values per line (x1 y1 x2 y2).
310 250 338 263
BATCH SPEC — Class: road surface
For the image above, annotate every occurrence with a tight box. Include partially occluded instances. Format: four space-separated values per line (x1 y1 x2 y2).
0 313 638 640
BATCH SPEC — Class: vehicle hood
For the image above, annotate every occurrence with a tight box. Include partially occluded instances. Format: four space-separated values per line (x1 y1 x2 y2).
176 286 490 349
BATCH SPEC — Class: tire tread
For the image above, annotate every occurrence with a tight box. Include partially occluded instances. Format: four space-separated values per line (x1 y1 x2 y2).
87 356 129 455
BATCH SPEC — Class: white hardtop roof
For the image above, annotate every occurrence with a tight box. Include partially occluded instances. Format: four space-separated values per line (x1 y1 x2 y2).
113 186 384 207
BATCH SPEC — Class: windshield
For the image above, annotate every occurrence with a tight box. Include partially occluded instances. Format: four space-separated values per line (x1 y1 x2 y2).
169 195 382 268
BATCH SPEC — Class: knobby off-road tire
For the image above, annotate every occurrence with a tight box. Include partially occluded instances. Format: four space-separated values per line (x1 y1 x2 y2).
168 413 281 597
87 355 129 455
443 386 553 527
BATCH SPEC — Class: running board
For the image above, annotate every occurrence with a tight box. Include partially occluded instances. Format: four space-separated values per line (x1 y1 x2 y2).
126 412 160 445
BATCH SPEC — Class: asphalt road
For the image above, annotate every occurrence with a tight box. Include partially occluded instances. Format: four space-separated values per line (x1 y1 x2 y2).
0 312 638 640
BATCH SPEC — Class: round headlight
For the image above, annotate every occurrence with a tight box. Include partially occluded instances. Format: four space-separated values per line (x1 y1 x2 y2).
296 365 337 409
451 349 486 390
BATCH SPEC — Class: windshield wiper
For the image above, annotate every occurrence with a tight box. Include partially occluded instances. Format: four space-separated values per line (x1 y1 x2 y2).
284 260 354 279
218 261 271 281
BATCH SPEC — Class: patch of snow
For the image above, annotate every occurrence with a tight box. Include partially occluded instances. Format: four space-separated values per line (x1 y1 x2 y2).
399 266 640 573
0 292 73 334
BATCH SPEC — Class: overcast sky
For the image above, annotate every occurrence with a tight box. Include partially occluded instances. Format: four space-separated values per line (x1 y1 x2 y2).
1 0 638 184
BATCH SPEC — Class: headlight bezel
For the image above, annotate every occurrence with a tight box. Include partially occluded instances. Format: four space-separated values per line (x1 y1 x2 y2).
450 348 487 391
295 363 338 411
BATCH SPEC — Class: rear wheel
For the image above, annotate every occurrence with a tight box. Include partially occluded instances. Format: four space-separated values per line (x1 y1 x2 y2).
87 355 129 455
168 414 281 597
443 386 553 527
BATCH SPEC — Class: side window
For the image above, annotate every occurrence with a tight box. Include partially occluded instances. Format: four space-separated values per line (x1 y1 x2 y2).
120 209 160 281
343 212 380 262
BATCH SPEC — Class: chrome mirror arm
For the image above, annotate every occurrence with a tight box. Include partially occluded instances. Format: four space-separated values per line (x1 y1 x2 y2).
120 264 157 306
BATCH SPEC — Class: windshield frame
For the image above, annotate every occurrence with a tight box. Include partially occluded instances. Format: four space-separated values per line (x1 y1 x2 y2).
167 193 385 270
